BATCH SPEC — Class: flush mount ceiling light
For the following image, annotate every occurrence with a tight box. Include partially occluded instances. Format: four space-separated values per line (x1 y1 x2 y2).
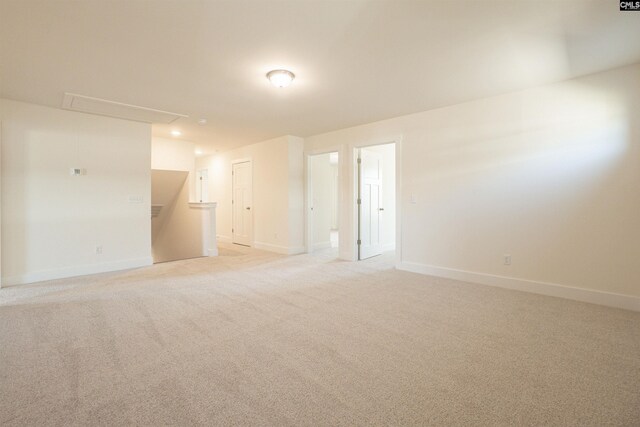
171 130 182 137
266 69 295 88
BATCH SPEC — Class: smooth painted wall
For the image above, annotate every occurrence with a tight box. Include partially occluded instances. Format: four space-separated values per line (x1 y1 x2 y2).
152 137 196 199
0 99 152 285
0 119 2 287
197 135 304 254
305 63 640 299
288 136 305 252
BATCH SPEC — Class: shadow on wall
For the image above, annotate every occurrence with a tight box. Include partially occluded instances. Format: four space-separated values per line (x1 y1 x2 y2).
151 169 204 263
403 74 638 295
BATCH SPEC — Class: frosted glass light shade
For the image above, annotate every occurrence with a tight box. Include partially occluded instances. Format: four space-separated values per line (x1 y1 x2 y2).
266 69 295 88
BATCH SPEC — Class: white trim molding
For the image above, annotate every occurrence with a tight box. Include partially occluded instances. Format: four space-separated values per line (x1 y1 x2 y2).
397 261 640 312
3 257 154 287
253 241 289 254
254 241 305 255
188 202 217 208
288 246 306 255
217 235 232 244
312 241 332 251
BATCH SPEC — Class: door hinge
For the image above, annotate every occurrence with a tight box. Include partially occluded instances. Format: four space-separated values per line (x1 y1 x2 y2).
232 228 234 232
357 198 361 205
357 239 362 245
357 158 362 164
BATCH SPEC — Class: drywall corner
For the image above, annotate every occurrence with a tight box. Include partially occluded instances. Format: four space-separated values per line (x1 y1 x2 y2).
287 136 305 251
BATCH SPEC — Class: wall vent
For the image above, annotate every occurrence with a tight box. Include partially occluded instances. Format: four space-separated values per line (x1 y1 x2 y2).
151 205 164 218
62 93 187 124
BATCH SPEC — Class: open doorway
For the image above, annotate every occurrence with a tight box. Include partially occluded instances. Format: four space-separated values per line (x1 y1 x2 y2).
357 143 396 260
151 169 205 263
308 152 339 254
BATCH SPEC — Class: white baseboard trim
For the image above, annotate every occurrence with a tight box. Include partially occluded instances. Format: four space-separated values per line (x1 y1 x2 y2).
312 241 332 250
288 246 306 255
397 261 640 312
3 257 154 286
253 241 290 255
217 235 232 244
253 241 306 255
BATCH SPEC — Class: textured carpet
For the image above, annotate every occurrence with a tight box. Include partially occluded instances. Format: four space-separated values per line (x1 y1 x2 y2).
1 245 639 426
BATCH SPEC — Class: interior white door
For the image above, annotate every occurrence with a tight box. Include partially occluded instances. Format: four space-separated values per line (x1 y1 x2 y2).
358 148 383 259
232 161 252 246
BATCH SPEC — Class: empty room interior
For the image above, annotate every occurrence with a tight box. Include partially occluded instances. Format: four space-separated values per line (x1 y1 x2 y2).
1 1 639 425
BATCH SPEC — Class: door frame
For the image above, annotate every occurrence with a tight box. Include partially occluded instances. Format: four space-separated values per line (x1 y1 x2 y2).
304 135 402 264
231 158 253 247
304 146 342 255
352 138 402 263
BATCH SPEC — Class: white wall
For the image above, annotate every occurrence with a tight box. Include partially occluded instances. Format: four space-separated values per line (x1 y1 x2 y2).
288 136 305 252
305 63 640 307
0 120 2 287
0 99 152 285
152 137 196 199
196 135 304 254
365 143 395 251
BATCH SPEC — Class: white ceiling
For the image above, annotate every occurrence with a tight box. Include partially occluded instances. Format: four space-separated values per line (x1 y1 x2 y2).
1 0 639 154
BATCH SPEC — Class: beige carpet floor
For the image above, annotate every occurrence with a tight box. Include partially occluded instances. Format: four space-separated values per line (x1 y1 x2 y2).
1 245 639 426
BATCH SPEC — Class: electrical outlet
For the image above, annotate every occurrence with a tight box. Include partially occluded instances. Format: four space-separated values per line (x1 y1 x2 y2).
503 254 511 265
410 194 417 204
128 195 144 204
70 168 87 176
96 246 103 255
